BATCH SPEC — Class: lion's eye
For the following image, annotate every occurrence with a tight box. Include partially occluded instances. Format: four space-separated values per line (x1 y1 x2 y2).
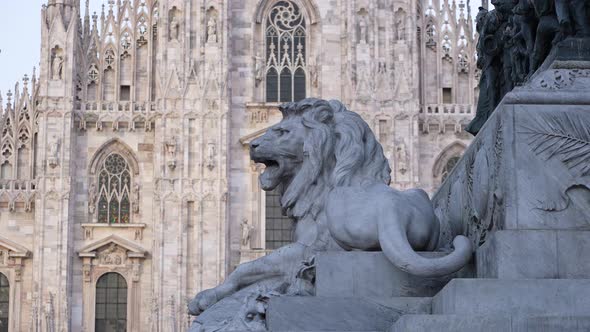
274 128 289 136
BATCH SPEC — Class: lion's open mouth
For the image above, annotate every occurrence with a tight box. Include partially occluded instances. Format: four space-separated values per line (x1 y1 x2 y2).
256 158 282 190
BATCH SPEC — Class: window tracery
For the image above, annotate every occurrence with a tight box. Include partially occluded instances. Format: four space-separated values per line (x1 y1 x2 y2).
96 153 132 224
265 0 307 103
441 156 459 183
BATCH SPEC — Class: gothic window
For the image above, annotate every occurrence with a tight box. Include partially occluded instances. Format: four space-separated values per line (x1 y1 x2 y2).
265 1 307 103
95 273 127 332
441 156 459 183
97 154 132 224
265 188 294 250
0 273 7 332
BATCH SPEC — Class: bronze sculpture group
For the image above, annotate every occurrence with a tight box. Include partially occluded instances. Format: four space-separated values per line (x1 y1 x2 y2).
467 0 589 135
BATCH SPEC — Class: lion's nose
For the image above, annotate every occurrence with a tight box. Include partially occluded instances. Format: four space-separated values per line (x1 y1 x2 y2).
250 141 259 150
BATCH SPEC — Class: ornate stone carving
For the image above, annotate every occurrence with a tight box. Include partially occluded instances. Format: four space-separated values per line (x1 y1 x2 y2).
97 243 126 266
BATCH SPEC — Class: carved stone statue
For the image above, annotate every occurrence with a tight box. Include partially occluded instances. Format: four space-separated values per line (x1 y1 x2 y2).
240 219 253 247
254 52 264 87
47 136 60 168
166 137 177 170
51 55 63 80
170 14 180 41
206 141 216 171
396 142 409 175
358 16 368 44
207 16 217 43
188 98 472 328
88 182 97 214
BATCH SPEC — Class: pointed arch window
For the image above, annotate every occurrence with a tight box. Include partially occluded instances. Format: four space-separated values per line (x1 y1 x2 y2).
95 272 127 332
0 273 8 332
441 156 460 183
97 153 132 224
265 1 307 102
265 188 295 249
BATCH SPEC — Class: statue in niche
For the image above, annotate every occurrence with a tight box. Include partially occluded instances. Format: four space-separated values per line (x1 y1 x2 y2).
88 182 97 214
51 54 63 80
396 142 409 175
555 0 590 37
206 141 216 171
207 16 217 43
166 137 177 170
189 99 472 329
395 10 406 41
240 218 254 248
358 15 368 44
133 182 140 213
309 55 319 88
170 11 180 41
47 135 60 168
253 52 264 87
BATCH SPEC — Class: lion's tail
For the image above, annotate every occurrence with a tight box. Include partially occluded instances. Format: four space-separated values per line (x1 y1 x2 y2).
379 225 473 277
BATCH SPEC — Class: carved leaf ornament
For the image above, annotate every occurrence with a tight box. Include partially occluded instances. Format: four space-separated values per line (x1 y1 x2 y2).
520 112 590 177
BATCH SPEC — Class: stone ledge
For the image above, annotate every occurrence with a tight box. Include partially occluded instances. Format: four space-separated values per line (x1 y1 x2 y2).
316 251 474 298
390 314 590 332
432 279 590 316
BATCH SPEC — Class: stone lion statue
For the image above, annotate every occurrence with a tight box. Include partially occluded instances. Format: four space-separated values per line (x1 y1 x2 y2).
189 98 472 319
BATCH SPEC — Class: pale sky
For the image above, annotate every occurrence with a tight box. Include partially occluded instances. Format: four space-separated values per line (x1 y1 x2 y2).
0 0 486 99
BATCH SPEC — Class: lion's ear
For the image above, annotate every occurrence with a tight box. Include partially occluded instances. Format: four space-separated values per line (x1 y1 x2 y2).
310 104 335 124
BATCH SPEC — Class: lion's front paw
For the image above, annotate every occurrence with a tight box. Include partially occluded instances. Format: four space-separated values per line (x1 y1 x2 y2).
188 288 219 316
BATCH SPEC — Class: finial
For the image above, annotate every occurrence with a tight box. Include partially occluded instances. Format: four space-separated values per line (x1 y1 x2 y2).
23 74 29 87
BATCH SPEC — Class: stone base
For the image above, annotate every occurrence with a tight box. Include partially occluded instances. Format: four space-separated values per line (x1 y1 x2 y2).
390 314 590 332
316 251 474 298
266 296 431 332
433 279 590 316
476 230 590 279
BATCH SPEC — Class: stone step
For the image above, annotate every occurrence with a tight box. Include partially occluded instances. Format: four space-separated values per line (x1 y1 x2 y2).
316 251 474 298
433 279 590 316
389 314 590 332
266 296 431 332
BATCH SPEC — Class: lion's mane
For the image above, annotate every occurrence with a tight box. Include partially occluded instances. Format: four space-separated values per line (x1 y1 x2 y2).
278 98 391 219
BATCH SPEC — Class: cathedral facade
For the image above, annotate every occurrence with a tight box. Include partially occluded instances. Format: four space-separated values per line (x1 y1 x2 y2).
0 0 476 331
